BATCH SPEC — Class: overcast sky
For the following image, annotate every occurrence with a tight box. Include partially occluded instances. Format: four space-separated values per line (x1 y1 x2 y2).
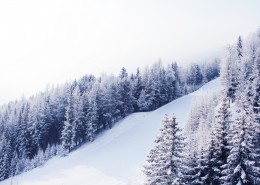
0 0 259 104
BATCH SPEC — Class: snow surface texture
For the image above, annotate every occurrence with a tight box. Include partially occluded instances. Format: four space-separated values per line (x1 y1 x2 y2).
2 78 221 185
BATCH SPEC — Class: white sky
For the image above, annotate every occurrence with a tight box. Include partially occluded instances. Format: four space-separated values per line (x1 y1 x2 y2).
0 0 259 104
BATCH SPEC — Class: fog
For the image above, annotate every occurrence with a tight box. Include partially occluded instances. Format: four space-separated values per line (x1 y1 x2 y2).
0 0 259 104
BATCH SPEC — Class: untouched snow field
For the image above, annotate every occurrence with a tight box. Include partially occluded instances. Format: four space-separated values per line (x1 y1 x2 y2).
2 78 221 185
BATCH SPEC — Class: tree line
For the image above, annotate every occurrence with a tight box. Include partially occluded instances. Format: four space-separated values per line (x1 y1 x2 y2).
144 30 260 184
0 59 219 181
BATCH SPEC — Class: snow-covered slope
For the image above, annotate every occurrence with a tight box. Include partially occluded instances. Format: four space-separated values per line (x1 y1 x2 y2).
2 78 221 185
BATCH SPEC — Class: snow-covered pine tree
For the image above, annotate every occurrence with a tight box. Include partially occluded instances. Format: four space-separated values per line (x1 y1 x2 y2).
171 62 182 98
71 85 85 148
185 102 201 133
237 36 243 59
221 45 240 103
191 146 211 185
25 102 38 159
143 114 185 185
252 43 260 122
184 111 198 156
181 150 198 184
85 86 99 142
35 95 53 152
131 68 144 112
222 93 260 185
165 62 182 102
210 91 232 184
117 67 134 117
137 89 150 111
201 59 220 83
0 136 8 180
206 134 222 185
187 64 203 91
181 109 200 184
141 68 159 111
158 67 168 106
96 78 115 129
61 94 74 153
196 100 211 150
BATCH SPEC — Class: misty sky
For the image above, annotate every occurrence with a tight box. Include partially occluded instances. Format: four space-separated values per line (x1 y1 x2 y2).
0 0 260 104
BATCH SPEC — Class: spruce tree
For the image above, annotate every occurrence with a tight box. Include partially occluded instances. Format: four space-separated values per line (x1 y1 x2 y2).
137 89 150 111
221 45 240 103
237 36 243 59
71 85 85 147
252 53 260 122
191 147 210 185
61 95 74 152
212 93 232 184
117 67 134 117
131 68 143 111
222 94 260 184
143 114 185 185
181 151 199 184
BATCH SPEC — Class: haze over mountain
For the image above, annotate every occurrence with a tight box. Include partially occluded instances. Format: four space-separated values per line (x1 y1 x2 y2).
0 1 259 184
0 0 260 104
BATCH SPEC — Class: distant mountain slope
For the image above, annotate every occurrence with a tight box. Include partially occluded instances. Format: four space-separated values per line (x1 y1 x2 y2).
3 78 221 185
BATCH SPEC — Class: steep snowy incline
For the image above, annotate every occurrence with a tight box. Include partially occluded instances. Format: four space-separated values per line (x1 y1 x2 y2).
2 78 221 185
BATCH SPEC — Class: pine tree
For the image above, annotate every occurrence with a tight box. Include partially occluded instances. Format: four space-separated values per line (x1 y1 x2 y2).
158 67 168 105
137 89 150 111
252 69 260 175
211 93 232 184
71 85 85 147
35 95 53 152
221 45 240 103
25 103 38 159
85 86 99 141
181 151 199 184
187 64 203 90
0 136 8 180
61 95 74 152
165 63 181 101
86 100 98 142
237 36 243 59
222 95 260 185
196 100 211 150
191 147 210 185
19 102 37 159
117 67 134 117
131 68 143 111
144 114 185 185
252 50 260 122
207 136 222 185
101 79 118 128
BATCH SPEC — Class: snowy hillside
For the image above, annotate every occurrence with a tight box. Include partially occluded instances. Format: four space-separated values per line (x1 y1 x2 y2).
3 78 221 185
